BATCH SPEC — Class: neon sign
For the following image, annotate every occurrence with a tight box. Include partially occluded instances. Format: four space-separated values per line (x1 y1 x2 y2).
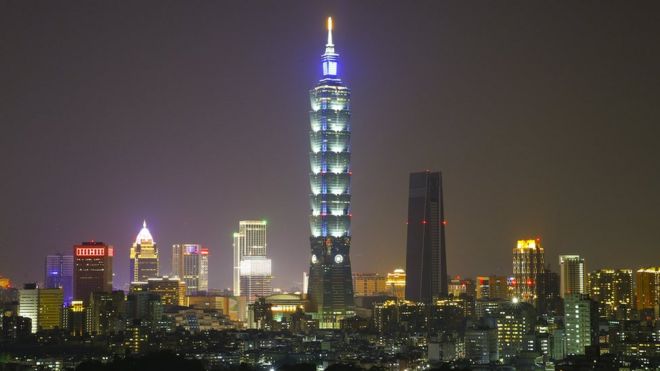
75 247 107 257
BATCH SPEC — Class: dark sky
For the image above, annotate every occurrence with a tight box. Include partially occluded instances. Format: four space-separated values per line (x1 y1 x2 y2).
2 1 660 291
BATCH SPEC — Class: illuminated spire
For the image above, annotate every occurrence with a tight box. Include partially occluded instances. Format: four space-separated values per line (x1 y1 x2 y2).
327 17 333 47
135 220 154 243
321 16 338 77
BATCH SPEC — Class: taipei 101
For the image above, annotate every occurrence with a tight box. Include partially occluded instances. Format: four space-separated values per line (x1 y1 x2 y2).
2 2 660 371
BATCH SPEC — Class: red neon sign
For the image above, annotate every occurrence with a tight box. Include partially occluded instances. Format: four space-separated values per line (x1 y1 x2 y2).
75 247 107 257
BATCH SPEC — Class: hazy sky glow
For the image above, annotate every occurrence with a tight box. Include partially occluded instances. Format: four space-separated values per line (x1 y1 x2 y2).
2 1 660 291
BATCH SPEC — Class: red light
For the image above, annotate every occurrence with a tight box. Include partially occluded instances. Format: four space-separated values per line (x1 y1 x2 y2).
75 247 108 257
422 220 427 224
201 248 209 256
527 279 533 286
108 247 114 257
442 220 448 225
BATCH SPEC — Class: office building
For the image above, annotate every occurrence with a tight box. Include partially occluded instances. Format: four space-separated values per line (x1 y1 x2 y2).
636 267 660 319
405 171 448 303
172 244 209 295
588 269 633 319
353 273 386 296
306 17 355 328
564 294 598 356
73 241 113 304
38 288 64 331
130 221 159 283
18 284 39 333
512 239 545 307
233 220 272 303
476 275 509 301
494 301 536 361
559 255 585 298
386 269 406 300
146 276 186 306
44 254 74 306
18 284 63 333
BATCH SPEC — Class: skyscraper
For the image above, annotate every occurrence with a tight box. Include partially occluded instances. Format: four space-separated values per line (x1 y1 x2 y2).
405 171 448 302
172 244 209 295
307 18 355 327
130 221 159 283
559 255 585 298
18 284 39 333
45 253 74 306
233 220 272 303
512 239 545 307
73 241 113 304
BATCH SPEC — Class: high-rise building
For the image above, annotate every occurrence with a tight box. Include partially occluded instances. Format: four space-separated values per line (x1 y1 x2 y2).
405 171 448 302
564 294 598 356
44 254 74 306
38 288 64 331
588 269 633 319
512 239 545 307
18 284 39 333
130 221 159 283
476 276 509 301
352 273 386 296
73 241 113 304
18 284 63 333
172 244 209 295
307 17 355 328
494 301 536 362
233 220 272 303
635 267 660 319
386 269 406 300
559 255 585 298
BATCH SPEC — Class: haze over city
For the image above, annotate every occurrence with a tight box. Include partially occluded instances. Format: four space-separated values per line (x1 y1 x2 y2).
2 1 660 292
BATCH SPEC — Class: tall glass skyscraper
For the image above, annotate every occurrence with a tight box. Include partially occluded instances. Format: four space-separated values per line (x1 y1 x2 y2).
405 171 448 302
45 253 74 306
172 244 209 295
233 220 272 303
307 18 355 328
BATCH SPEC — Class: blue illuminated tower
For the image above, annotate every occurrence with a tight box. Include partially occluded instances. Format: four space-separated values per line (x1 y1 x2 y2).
307 17 355 328
45 253 74 306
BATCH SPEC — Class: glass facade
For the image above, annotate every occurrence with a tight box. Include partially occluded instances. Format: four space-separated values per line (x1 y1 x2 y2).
307 18 355 328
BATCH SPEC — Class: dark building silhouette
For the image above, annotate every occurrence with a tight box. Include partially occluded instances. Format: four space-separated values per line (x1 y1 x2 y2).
73 241 113 304
405 171 448 302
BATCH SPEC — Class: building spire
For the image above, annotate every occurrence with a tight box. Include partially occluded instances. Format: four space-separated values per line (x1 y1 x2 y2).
327 17 333 47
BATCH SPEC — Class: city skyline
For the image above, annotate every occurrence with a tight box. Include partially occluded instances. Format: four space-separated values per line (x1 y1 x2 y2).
2 2 660 291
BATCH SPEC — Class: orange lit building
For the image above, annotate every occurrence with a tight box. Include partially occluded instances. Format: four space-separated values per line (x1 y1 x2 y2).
512 239 545 307
386 269 406 300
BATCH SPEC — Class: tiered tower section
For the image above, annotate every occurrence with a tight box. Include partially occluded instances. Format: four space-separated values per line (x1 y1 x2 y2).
307 17 355 328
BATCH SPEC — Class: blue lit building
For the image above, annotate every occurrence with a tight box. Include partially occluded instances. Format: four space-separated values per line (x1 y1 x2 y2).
45 253 74 306
307 17 355 328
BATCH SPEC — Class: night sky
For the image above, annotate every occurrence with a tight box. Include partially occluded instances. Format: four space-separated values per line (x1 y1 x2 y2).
2 2 660 291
